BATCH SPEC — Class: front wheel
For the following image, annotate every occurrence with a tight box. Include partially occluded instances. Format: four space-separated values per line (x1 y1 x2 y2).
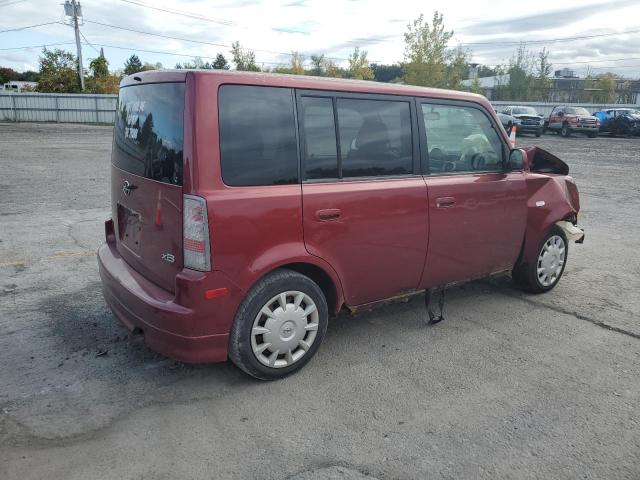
513 226 568 293
587 131 598 138
535 128 542 137
561 124 571 137
228 269 328 380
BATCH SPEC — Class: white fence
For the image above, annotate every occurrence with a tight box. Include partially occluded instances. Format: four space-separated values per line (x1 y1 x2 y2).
1 92 637 125
0 92 117 124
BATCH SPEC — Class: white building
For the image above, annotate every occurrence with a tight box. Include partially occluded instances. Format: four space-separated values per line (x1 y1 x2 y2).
2 81 37 93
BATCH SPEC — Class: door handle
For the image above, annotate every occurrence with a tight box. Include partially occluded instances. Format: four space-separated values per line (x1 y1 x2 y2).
316 208 342 221
436 197 456 208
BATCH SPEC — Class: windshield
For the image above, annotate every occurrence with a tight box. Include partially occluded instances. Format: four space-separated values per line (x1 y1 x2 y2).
512 107 538 115
565 107 590 116
112 82 185 185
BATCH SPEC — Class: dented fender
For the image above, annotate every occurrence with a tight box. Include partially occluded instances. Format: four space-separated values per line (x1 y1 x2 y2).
518 147 583 267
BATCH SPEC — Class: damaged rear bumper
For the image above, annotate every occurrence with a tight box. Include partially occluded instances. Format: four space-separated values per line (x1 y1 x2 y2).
556 220 585 244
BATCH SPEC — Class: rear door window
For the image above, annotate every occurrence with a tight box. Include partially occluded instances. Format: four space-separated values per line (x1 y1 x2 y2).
337 98 412 178
218 85 298 186
112 82 185 185
298 94 413 180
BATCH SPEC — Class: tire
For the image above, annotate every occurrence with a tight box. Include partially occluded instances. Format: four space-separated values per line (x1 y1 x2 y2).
513 226 568 294
587 131 597 138
561 124 571 137
535 128 542 137
228 269 328 380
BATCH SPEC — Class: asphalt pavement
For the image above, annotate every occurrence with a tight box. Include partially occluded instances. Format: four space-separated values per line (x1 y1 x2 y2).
0 123 639 479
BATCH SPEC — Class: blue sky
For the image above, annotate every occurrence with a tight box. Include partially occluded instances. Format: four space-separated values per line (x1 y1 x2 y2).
1 0 640 78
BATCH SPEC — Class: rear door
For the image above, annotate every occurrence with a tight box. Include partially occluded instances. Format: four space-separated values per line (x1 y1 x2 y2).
111 82 185 292
297 91 428 306
418 100 527 287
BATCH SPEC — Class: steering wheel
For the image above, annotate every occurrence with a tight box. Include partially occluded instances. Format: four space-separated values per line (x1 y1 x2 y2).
471 153 486 170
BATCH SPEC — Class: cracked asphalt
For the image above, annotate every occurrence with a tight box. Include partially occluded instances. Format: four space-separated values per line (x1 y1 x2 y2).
1 123 639 479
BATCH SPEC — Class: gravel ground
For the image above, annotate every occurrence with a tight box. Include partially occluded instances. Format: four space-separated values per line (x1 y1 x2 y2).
0 123 639 480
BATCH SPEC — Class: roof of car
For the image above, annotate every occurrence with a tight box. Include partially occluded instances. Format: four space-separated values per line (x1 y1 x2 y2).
120 69 491 106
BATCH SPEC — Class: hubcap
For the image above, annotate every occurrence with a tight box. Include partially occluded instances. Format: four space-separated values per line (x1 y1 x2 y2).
251 291 319 369
537 235 566 287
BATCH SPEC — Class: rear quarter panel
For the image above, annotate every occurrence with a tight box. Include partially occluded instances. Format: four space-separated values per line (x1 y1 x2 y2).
187 73 344 324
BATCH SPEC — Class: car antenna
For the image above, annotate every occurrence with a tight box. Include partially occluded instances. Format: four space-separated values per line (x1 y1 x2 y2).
424 286 446 325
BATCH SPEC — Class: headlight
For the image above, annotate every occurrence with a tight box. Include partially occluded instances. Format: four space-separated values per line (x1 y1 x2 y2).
539 119 544 125
514 118 522 125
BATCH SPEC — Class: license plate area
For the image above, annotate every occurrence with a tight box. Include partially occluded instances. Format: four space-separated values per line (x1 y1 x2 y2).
117 203 143 251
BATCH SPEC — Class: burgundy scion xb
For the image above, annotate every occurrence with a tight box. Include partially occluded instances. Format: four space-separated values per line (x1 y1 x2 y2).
98 70 584 380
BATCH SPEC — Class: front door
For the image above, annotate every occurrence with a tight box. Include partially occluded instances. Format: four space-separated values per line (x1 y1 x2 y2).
297 92 429 306
418 100 527 287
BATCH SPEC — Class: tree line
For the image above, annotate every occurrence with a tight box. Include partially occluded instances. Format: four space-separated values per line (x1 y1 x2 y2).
1 11 632 102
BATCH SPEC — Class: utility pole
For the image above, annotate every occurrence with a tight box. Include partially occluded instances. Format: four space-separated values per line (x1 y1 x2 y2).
64 0 84 90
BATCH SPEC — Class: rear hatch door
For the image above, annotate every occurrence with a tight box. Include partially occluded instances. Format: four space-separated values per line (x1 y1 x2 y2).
111 82 185 292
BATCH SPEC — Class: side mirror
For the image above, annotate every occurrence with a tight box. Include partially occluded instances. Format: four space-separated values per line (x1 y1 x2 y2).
558 112 564 117
508 149 527 171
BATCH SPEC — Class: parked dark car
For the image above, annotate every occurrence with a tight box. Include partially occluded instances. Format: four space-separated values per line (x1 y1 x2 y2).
500 105 544 136
592 108 640 136
547 105 599 137
98 70 584 380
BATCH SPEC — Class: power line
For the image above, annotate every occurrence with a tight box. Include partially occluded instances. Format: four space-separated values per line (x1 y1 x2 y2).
83 19 360 63
0 20 61 34
0 0 27 7
79 30 101 55
456 27 640 47
0 41 75 51
116 0 237 26
115 0 309 35
553 56 640 65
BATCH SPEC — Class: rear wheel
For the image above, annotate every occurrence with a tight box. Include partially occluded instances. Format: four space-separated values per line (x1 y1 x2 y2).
513 226 568 294
228 269 328 380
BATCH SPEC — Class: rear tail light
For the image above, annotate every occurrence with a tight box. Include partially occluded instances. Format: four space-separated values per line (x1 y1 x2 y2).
183 195 211 271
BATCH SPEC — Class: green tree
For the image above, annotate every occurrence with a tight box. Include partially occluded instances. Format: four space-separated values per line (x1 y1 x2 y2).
36 48 80 93
444 47 469 90
89 49 109 78
585 73 617 103
310 54 325 76
175 57 213 69
371 63 403 83
142 62 162 71
0 67 18 84
231 41 260 71
86 49 120 94
469 77 484 95
213 53 230 70
505 44 535 101
533 48 553 101
290 51 305 75
123 55 143 75
403 12 453 87
346 47 373 80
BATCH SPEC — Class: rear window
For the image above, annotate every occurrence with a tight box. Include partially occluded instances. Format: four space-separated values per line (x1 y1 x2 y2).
112 83 185 185
218 85 298 186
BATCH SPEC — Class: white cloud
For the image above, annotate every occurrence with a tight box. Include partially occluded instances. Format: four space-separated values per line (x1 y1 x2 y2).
0 0 639 77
